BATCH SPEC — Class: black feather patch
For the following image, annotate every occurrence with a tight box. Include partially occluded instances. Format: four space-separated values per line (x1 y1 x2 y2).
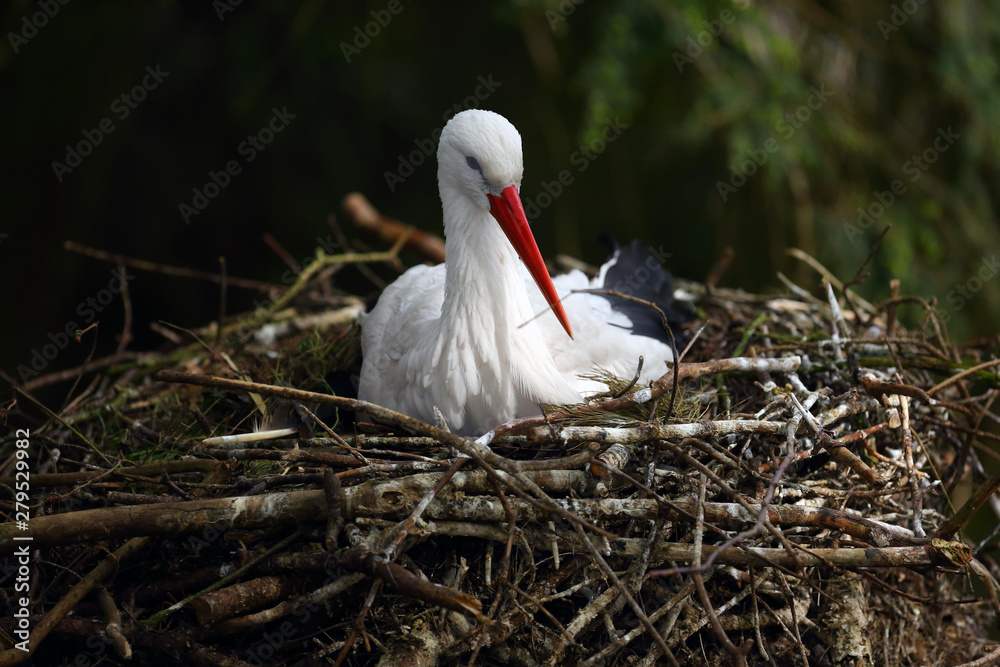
595 239 694 342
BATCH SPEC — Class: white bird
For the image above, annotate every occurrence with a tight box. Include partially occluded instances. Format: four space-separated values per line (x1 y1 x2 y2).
359 109 686 436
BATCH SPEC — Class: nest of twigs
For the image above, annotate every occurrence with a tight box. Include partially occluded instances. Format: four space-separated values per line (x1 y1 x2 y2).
2 200 1000 666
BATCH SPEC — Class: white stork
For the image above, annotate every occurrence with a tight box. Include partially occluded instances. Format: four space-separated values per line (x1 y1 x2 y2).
359 109 685 435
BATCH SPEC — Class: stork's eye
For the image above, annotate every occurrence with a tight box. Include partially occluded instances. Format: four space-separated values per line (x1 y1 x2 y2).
466 156 483 174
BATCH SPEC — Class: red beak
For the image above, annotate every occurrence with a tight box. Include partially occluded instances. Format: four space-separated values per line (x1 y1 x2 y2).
487 185 573 339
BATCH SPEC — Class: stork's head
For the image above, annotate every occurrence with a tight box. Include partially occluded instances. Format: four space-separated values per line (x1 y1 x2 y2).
437 109 573 338
438 109 523 205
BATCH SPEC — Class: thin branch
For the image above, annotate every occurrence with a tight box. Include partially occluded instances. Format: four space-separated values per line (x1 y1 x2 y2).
64 240 280 292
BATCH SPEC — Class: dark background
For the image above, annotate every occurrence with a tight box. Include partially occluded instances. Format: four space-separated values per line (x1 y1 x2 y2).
1 0 998 406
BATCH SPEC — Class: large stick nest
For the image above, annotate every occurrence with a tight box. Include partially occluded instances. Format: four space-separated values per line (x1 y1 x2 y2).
2 201 1000 666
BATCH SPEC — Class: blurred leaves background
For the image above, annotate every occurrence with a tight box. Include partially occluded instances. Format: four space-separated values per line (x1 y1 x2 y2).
1 0 998 390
